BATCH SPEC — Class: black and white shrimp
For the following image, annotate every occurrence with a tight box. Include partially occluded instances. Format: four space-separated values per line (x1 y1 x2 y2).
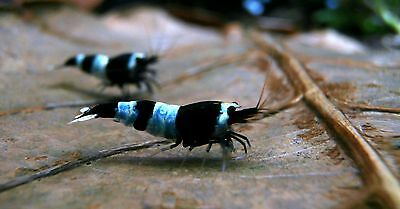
68 78 296 170
58 52 158 94
70 100 257 170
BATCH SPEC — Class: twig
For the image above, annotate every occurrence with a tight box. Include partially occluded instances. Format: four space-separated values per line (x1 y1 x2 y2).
252 31 400 209
331 97 400 114
162 54 245 87
0 140 170 193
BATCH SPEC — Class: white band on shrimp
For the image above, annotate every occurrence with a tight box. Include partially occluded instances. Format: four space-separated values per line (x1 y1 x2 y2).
115 101 138 125
91 54 109 79
214 102 240 137
127 52 146 71
146 102 180 139
75 54 85 68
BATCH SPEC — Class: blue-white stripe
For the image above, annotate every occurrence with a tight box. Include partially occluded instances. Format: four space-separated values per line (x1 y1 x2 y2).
146 102 180 139
75 54 85 68
127 53 146 71
214 102 240 137
91 54 109 79
115 101 138 126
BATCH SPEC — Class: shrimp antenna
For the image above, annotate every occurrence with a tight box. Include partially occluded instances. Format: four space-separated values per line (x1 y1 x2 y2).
146 15 166 58
152 14 181 60
256 69 272 109
151 26 179 60
142 16 174 59
256 71 270 109
142 20 154 57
